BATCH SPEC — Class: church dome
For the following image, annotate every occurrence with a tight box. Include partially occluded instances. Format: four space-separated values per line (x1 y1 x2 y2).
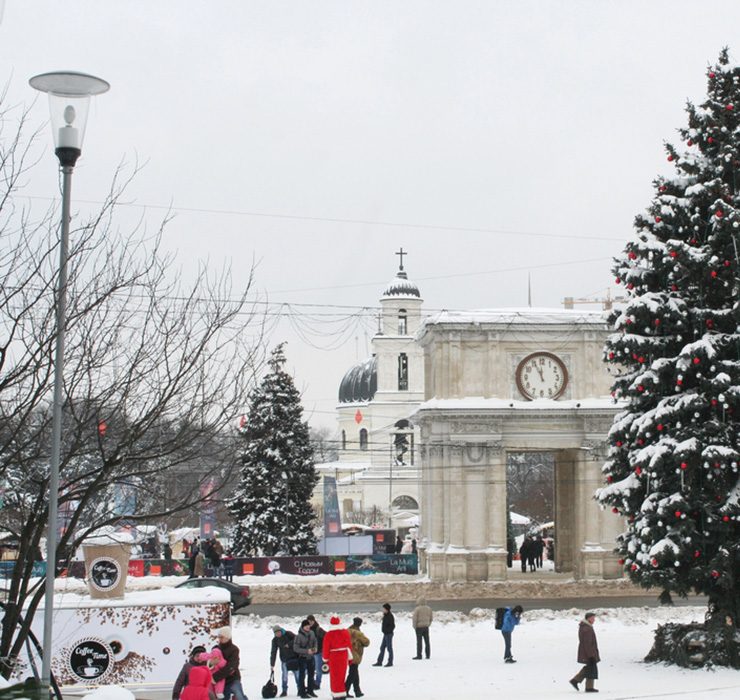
382 269 421 298
338 356 377 403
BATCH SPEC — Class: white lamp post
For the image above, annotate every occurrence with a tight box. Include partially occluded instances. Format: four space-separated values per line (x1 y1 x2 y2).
29 71 109 693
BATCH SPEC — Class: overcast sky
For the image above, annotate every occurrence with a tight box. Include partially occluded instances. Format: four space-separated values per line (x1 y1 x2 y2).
2 1 739 429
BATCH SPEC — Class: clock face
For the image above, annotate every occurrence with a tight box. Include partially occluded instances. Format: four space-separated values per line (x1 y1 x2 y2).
516 352 568 400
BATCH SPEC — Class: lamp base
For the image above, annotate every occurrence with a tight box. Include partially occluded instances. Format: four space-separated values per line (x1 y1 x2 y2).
55 146 81 168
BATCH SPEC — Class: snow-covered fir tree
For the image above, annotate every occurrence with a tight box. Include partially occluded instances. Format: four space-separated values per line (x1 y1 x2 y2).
598 49 739 665
229 343 318 556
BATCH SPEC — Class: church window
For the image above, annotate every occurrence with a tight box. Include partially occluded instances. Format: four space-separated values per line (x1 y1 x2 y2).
393 419 414 465
398 309 408 335
398 353 408 391
341 429 346 450
359 428 368 451
392 495 419 510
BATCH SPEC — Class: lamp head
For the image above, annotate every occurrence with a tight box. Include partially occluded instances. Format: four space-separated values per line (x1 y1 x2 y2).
29 71 109 166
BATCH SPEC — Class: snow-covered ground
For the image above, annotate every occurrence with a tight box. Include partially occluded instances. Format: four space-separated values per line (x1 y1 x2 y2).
227 606 738 700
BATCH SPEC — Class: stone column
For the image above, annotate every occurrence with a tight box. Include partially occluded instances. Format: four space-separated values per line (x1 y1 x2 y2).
577 449 608 579
486 442 508 580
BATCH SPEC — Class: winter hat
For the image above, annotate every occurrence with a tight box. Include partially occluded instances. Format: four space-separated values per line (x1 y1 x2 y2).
215 626 232 639
272 625 283 633
353 617 363 627
329 615 342 627
190 645 207 662
383 603 391 611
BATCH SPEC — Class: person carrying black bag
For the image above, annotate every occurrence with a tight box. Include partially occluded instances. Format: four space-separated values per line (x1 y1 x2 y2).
569 612 601 693
261 670 278 698
270 625 299 697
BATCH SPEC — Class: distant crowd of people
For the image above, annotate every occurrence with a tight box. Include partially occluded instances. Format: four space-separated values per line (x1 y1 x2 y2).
183 536 235 581
518 534 547 572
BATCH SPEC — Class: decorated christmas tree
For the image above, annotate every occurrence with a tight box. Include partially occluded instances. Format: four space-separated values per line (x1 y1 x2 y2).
598 49 739 668
229 343 318 556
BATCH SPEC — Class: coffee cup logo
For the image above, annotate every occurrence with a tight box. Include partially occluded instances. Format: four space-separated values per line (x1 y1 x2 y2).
68 638 113 682
89 557 121 591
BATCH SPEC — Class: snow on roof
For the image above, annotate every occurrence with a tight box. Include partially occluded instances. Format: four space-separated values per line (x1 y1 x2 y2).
36 585 231 610
510 511 531 525
416 397 618 412
420 307 607 333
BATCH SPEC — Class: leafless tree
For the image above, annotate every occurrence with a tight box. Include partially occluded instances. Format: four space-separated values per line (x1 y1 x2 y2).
0 99 265 677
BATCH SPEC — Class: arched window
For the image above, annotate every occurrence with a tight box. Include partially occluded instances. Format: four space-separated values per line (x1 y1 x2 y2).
393 419 414 465
359 428 368 451
398 309 407 335
398 353 408 391
341 429 346 450
392 495 419 510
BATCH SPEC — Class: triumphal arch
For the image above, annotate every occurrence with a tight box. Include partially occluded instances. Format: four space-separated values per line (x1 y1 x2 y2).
414 309 623 582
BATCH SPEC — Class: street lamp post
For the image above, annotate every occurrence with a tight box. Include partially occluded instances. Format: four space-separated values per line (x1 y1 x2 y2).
29 71 109 692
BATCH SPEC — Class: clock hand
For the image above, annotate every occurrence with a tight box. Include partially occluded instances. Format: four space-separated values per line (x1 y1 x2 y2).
535 364 544 381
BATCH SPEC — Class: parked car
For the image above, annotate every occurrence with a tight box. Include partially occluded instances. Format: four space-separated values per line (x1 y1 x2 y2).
175 577 251 611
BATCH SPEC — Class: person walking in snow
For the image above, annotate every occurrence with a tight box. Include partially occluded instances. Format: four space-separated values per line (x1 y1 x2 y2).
412 598 433 659
345 617 369 698
372 603 395 667
306 614 326 690
323 615 353 699
569 612 601 693
271 625 299 697
179 665 215 700
211 627 248 700
294 619 318 698
500 605 524 663
519 537 531 573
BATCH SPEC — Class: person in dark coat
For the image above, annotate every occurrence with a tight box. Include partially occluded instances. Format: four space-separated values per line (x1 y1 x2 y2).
569 612 601 693
163 542 173 561
500 605 524 663
271 625 299 697
293 619 318 698
172 645 208 700
518 537 531 573
533 535 544 568
372 603 395 667
306 614 326 690
395 535 404 554
188 538 199 578
211 627 247 700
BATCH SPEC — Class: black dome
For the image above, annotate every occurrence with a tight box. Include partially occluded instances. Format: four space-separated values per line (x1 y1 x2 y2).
382 269 420 298
338 356 377 403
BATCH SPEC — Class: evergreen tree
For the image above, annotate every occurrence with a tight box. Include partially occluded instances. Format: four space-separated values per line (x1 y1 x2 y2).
229 343 318 556
598 49 739 666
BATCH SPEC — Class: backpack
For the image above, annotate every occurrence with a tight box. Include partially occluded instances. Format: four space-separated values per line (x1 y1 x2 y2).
261 670 278 699
494 607 507 630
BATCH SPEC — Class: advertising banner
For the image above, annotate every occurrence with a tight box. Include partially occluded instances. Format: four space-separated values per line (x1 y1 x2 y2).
322 476 342 536
22 589 230 690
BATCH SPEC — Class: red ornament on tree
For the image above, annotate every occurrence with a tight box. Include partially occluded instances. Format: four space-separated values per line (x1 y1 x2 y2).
722 515 730 522
637 385 645 392
694 550 701 558
97 421 108 437
687 139 693 146
657 423 664 431
670 284 678 291
627 283 634 290
659 185 667 192
628 251 637 259
635 466 642 476
680 462 688 470
692 357 700 365
674 510 682 518
608 352 615 360
654 215 662 223
711 270 718 278
618 558 625 565
631 563 638 571
708 136 715 143
711 570 720 578
615 440 623 447
724 260 731 267
651 558 658 567
669 251 678 258
667 155 674 161
715 209 724 218
709 71 716 78
638 356 645 363
612 507 619 514
726 104 734 111
706 319 714 328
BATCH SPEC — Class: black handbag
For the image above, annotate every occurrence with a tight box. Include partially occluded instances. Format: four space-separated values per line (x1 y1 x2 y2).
261 670 278 698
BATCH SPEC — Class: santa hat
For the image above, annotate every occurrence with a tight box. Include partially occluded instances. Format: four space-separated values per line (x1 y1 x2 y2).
329 615 342 628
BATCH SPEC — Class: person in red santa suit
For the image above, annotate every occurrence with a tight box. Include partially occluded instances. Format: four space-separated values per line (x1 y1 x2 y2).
322 615 353 699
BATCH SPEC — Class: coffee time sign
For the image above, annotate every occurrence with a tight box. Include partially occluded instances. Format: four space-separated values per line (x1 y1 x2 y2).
89 558 122 592
67 638 113 682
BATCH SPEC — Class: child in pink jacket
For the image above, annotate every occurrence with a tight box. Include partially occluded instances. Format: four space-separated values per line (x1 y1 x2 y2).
197 648 226 699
